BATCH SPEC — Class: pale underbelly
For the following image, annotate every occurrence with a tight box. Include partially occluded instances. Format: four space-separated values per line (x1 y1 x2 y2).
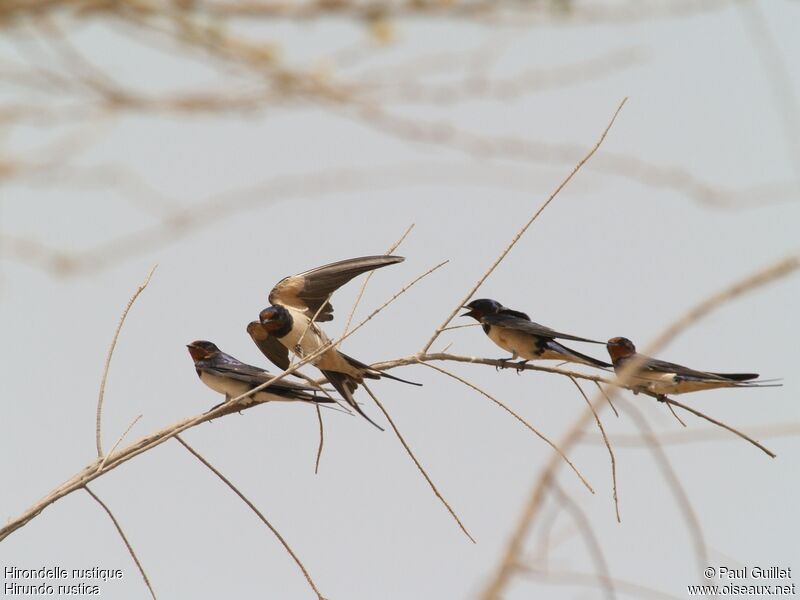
629 372 734 395
200 372 301 403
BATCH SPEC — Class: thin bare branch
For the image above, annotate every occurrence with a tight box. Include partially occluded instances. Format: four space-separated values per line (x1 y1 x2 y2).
423 362 593 494
96 265 157 457
569 376 619 523
664 400 687 428
99 414 143 471
314 405 324 475
175 435 325 600
593 382 619 418
420 97 627 353
579 422 800 448
341 223 415 336
373 352 616 388
361 382 475 544
84 486 157 600
662 397 775 458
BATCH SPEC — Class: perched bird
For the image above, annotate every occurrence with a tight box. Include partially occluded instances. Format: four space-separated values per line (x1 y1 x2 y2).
252 255 420 430
606 336 779 399
187 340 333 408
460 298 610 369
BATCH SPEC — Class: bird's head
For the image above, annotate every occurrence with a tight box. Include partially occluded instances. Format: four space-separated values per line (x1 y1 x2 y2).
606 337 636 362
187 340 219 362
259 305 291 332
460 298 503 321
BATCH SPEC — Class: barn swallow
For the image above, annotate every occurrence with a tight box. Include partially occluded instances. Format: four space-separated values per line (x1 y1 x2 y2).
460 298 610 369
253 255 420 431
187 340 334 408
606 337 780 399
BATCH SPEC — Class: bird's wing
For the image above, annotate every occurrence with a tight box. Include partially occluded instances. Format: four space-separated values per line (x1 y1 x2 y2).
268 255 404 321
498 307 531 320
634 355 738 382
202 353 314 393
484 313 603 344
247 321 291 370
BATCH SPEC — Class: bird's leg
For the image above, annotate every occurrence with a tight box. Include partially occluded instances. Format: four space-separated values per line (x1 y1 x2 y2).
514 360 529 374
205 393 231 416
656 394 667 403
495 356 516 371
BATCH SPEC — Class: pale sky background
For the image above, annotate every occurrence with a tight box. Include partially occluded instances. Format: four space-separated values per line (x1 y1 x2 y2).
1 2 799 599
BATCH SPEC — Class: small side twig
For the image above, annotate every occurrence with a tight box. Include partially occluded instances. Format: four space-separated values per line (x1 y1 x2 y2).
569 376 620 523
341 223 415 336
96 265 156 457
175 435 325 600
314 405 324 475
662 397 776 458
423 362 594 494
84 485 156 600
361 382 476 544
420 98 628 353
99 414 143 471
593 381 618 418
663 400 687 428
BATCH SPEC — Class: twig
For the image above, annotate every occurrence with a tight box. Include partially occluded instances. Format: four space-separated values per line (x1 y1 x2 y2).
593 381 618 417
372 352 617 387
423 362 594 494
578 423 800 448
96 265 156 457
314 405 324 475
663 400 687 428
361 382 475 544
569 376 620 523
99 415 142 471
662 397 776 458
441 323 480 332
550 483 616 600
341 223 415 336
84 486 157 600
420 97 627 353
175 435 325 600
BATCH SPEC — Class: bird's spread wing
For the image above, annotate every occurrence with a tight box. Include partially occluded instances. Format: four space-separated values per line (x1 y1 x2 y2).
483 313 603 344
248 321 291 370
268 255 404 321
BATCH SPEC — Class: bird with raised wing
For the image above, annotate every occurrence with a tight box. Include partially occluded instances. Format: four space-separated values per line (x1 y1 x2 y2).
461 298 610 370
606 336 780 400
251 255 420 430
